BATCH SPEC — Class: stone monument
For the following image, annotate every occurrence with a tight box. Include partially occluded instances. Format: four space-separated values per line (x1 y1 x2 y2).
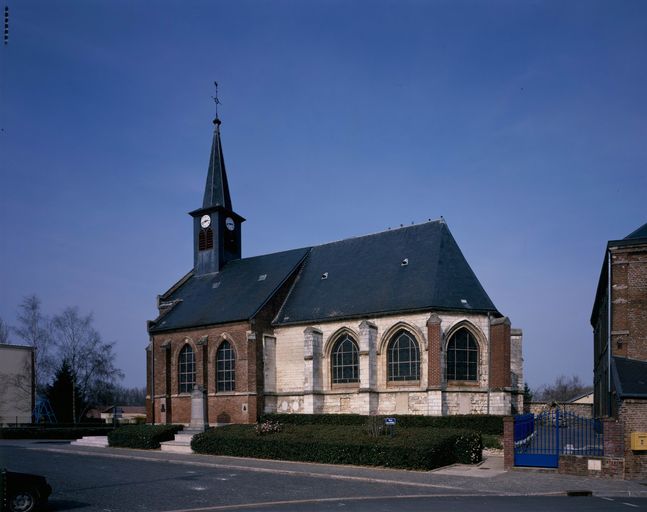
189 385 208 432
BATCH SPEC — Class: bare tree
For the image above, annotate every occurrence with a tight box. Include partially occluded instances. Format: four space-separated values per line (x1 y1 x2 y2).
103 385 146 406
51 306 124 422
0 317 10 344
534 375 593 403
13 295 53 392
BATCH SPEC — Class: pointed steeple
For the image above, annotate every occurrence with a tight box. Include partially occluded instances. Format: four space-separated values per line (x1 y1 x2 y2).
189 113 245 276
202 118 232 210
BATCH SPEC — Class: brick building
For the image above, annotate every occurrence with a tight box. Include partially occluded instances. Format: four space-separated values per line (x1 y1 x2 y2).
146 115 523 425
591 222 647 479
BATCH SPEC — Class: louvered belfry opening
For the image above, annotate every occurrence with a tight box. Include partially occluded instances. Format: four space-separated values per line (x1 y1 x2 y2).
199 227 214 251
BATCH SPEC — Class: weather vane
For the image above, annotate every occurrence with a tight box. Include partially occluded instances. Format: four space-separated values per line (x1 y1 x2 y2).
211 81 221 119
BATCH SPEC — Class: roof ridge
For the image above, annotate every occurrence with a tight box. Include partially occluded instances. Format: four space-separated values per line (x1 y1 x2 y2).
272 249 313 325
239 219 445 263
312 219 445 249
227 246 311 265
251 249 311 321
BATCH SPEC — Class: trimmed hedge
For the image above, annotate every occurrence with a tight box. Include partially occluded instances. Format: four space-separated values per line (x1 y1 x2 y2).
107 424 183 449
259 413 503 435
0 426 114 440
192 424 482 470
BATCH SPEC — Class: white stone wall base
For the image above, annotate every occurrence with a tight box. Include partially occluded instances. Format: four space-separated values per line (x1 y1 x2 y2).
265 389 516 416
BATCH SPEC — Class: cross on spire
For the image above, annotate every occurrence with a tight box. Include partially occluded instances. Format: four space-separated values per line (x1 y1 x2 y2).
212 81 221 123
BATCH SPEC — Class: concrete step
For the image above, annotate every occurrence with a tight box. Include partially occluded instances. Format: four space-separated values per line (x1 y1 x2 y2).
172 433 196 444
160 440 193 454
158 428 205 454
71 436 109 448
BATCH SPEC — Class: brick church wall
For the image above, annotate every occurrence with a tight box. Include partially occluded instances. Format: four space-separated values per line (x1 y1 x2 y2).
146 258 303 425
148 320 257 425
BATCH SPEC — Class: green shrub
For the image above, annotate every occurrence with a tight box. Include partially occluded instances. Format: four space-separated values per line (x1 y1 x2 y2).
0 426 114 440
254 420 282 436
364 416 384 437
259 414 503 435
107 424 183 449
192 424 481 470
482 434 502 449
453 430 483 463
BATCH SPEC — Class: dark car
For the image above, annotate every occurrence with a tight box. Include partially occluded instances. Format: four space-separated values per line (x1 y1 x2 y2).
1 469 52 512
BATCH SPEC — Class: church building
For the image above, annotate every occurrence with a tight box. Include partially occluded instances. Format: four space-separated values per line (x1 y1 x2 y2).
146 114 524 425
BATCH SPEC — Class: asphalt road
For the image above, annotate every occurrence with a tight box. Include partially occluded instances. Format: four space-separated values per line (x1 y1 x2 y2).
1 442 645 512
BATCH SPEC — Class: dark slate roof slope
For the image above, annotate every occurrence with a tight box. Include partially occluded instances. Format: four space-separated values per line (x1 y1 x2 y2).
274 221 498 326
149 247 309 333
612 356 647 399
624 222 647 241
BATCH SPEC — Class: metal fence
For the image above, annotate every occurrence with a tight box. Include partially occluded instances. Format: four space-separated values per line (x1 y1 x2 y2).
514 409 603 468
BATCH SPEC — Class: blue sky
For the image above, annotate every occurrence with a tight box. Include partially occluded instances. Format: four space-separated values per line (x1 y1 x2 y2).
1 0 645 390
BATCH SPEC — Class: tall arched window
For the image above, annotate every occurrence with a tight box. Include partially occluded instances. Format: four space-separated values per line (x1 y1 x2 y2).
198 228 214 251
331 334 359 384
178 344 195 393
387 330 420 382
216 340 236 392
446 328 478 381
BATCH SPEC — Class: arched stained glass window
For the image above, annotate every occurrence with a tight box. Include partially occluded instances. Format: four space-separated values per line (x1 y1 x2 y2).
387 330 420 382
331 334 359 384
216 340 236 392
446 328 478 381
178 344 195 393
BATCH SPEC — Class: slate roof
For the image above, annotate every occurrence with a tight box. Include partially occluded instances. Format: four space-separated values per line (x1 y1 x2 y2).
148 247 309 333
202 119 232 211
274 220 498 326
624 222 647 241
612 357 647 399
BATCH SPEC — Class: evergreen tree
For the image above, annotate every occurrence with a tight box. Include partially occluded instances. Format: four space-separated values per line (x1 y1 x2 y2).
46 360 86 424
523 382 533 412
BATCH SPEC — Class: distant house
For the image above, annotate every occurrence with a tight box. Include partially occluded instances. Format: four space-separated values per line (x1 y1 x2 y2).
100 405 146 424
0 344 35 425
567 391 593 405
146 114 524 425
591 222 647 479
527 391 594 418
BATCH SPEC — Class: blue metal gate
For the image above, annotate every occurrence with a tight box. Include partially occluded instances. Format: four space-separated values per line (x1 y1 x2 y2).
513 409 603 468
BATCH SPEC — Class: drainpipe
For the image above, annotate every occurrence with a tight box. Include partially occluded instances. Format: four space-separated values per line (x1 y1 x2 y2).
150 337 155 425
607 250 611 416
487 312 491 415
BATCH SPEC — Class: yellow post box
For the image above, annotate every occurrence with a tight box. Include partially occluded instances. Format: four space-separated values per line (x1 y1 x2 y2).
630 432 647 450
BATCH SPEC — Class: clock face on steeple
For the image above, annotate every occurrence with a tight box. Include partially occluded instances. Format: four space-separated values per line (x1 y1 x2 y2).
225 217 235 231
200 215 211 228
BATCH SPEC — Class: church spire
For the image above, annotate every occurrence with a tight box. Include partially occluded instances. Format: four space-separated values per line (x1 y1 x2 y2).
189 84 245 275
202 82 231 210
202 117 233 210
